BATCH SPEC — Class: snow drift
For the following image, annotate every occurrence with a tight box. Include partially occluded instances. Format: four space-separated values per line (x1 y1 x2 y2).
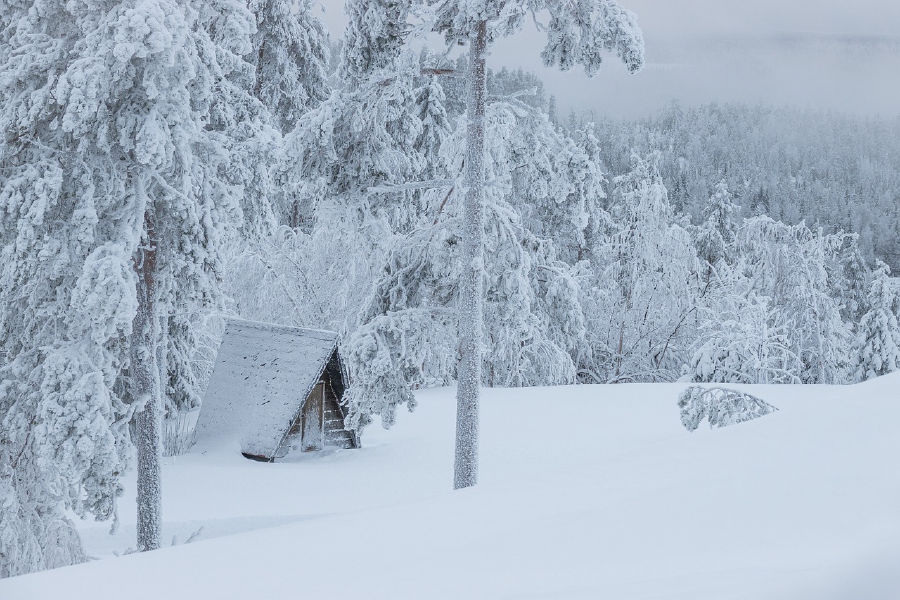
2 375 899 599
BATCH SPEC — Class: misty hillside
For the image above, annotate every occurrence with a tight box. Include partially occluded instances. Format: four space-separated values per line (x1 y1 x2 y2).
585 102 900 269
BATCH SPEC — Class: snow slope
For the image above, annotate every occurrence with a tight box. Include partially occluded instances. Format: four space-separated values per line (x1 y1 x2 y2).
2 376 899 599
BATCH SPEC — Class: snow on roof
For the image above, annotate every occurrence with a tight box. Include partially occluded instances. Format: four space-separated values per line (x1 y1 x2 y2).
193 317 338 458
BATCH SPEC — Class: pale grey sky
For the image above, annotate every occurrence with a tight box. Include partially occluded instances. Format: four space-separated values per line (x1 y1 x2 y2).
617 0 900 38
317 0 900 118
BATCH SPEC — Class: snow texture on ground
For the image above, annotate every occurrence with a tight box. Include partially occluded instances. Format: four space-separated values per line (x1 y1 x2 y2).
2 375 899 599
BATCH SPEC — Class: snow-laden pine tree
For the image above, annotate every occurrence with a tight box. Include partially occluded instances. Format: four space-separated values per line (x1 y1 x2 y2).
853 262 900 381
0 0 257 569
248 0 329 134
244 0 330 228
548 95 559 127
225 0 427 338
430 0 644 488
829 236 871 324
695 180 739 272
340 0 410 86
414 70 452 183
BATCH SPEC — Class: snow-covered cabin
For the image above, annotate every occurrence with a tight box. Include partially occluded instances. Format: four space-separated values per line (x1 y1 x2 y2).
194 318 358 461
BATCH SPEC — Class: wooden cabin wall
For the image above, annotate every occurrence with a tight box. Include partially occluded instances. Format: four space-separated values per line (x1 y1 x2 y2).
280 369 356 453
300 382 324 452
322 375 355 449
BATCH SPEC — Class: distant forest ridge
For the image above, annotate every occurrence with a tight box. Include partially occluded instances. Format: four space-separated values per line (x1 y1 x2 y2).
574 102 900 271
421 60 900 271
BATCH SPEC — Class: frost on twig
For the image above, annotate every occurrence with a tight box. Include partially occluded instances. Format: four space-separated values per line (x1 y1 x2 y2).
678 386 778 432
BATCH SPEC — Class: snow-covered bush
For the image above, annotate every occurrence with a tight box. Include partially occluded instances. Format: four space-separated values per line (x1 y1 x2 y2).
582 153 699 383
678 386 778 432
733 217 853 384
691 283 801 385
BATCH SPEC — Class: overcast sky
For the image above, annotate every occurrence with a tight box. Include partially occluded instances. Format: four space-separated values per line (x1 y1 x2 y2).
317 0 900 118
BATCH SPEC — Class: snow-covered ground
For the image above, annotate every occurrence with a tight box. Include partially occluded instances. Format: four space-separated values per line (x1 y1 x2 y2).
3 376 899 599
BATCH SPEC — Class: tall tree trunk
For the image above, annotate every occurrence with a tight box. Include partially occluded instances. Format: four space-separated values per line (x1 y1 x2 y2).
454 20 487 490
133 206 162 551
157 314 169 455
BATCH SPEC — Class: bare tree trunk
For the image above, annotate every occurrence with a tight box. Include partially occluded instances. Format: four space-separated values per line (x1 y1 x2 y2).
133 206 162 551
454 21 487 491
157 313 170 456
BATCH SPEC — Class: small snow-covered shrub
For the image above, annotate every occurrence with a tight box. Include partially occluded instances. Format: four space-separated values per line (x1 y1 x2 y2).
678 386 778 432
163 408 202 457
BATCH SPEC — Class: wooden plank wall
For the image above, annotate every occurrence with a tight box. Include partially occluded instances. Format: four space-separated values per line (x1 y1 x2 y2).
323 376 355 449
282 370 356 452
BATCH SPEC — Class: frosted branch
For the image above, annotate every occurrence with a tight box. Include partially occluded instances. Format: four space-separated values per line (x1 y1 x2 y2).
678 386 778 432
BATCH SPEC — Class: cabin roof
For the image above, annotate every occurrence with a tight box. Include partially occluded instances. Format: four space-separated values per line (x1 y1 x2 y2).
193 317 340 458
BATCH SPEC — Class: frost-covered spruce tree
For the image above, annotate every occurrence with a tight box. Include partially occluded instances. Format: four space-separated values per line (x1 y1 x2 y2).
0 0 254 567
695 180 739 272
830 235 871 324
282 0 423 232
853 262 900 381
340 0 410 86
344 98 599 435
429 0 644 489
248 0 329 133
414 70 452 183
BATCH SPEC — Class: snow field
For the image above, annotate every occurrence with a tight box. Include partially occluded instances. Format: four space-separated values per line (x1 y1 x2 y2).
2 376 899 599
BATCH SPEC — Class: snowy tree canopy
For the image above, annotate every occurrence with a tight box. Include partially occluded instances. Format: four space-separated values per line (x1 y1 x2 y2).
341 0 411 85
344 100 596 429
0 0 261 573
248 0 330 133
431 0 644 76
588 103 900 272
